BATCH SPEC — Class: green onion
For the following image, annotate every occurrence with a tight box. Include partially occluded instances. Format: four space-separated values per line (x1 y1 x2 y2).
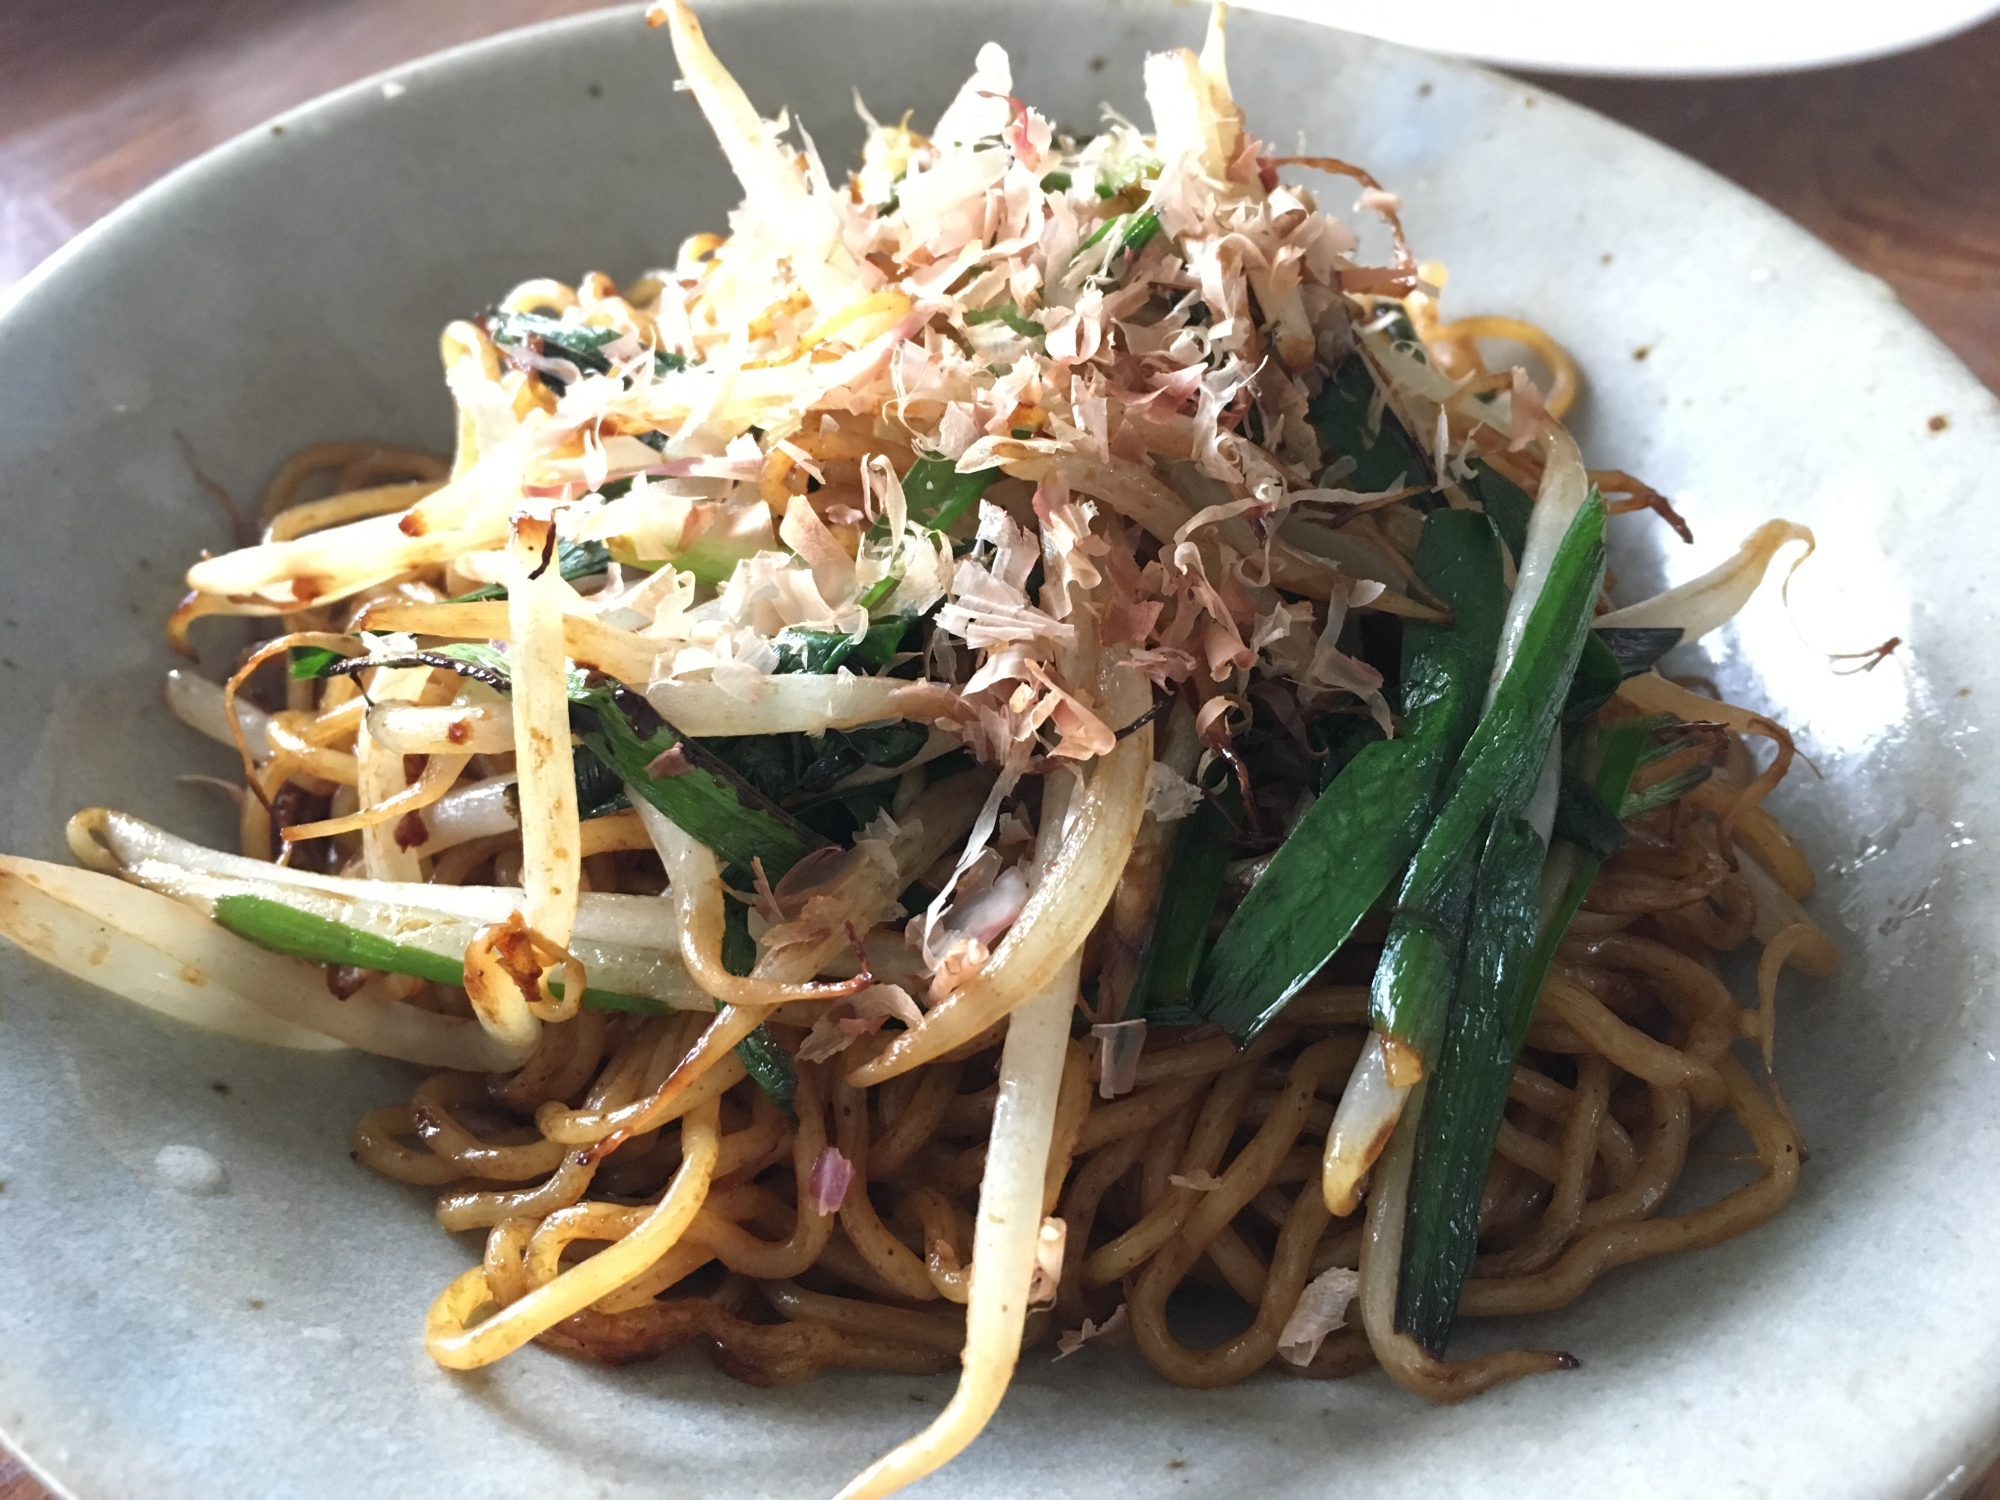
1393 810 1548 1352
1524 720 1648 1005
900 453 1000 532
217 890 797 1112
1076 207 1161 257
1466 460 1532 562
1193 509 1507 1042
1125 798 1233 1018
1118 209 1162 255
296 639 822 875
1612 715 1719 819
1395 715 1648 1353
964 303 1044 341
1622 761 1714 819
211 894 666 1014
1550 764 1632 859
1309 714 1384 794
1563 630 1625 722
1564 626 1684 723
1306 353 1432 496
1369 494 1605 1065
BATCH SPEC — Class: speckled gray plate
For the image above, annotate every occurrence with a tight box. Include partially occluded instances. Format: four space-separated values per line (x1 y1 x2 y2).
2 4 1997 1498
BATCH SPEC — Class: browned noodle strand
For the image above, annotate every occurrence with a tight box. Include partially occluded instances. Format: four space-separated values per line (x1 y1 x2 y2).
146 252 1831 1410
334 716 1824 1396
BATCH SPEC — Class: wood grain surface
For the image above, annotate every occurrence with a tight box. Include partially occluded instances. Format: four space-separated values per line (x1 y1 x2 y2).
0 3 1995 1498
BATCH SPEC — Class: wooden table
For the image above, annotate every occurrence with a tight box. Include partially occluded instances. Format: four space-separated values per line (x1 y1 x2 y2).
1 3 1996 1497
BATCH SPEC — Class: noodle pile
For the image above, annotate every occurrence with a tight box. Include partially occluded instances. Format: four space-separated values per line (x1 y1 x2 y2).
0 6 1845 1495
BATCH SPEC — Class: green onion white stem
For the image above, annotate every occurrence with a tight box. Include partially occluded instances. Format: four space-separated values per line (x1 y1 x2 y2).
72 807 698 1003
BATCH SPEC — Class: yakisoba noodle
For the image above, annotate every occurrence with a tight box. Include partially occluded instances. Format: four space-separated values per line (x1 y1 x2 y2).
0 5 1844 1494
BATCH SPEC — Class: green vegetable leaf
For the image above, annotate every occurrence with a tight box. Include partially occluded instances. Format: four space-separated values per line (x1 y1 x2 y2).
701 720 932 808
315 643 518 698
720 875 759 977
486 311 687 397
1126 798 1234 1018
1307 353 1432 497
712 874 798 1118
1193 509 1507 1042
570 685 827 877
432 640 514 678
572 743 630 821
838 719 931 767
1566 626 1688 723
488 309 623 376
771 617 909 675
901 453 1000 532
1309 714 1386 795
287 645 345 681
733 1021 798 1118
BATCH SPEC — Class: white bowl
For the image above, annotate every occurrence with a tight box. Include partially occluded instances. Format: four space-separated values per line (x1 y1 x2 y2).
2 4 1998 1497
1234 0 2000 76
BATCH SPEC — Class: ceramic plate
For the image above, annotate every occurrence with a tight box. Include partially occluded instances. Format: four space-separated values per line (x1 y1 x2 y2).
2 4 1997 1497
